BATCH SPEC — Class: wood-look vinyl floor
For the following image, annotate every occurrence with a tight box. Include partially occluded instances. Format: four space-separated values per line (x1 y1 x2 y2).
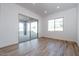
0 37 79 56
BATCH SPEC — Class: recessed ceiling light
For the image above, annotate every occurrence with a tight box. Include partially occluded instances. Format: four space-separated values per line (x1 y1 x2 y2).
44 10 47 14
57 6 60 8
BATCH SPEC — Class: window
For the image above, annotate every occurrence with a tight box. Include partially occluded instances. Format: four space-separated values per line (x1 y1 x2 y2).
48 20 54 31
55 18 63 31
48 18 63 31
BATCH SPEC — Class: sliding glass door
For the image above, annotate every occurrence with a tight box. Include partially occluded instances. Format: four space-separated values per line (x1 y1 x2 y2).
18 14 38 43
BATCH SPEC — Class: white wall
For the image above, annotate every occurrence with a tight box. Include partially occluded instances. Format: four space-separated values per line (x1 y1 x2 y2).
0 3 42 48
77 5 79 46
41 8 77 42
0 4 1 22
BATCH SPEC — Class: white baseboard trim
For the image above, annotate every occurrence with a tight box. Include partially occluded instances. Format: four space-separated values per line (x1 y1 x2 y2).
0 41 18 48
40 36 76 42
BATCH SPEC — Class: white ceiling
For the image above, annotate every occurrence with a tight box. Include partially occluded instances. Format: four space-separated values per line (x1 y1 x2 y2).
17 3 78 17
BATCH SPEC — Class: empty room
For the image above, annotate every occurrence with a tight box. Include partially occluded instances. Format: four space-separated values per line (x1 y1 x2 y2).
0 3 79 56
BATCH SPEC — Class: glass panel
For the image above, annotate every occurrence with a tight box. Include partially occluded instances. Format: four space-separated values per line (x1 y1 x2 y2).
19 22 30 43
19 22 24 37
24 22 30 41
48 20 54 31
55 18 63 31
31 21 37 39
27 23 30 32
19 22 24 32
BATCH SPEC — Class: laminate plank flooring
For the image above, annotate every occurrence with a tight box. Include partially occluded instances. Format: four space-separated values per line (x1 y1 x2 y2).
0 37 79 56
